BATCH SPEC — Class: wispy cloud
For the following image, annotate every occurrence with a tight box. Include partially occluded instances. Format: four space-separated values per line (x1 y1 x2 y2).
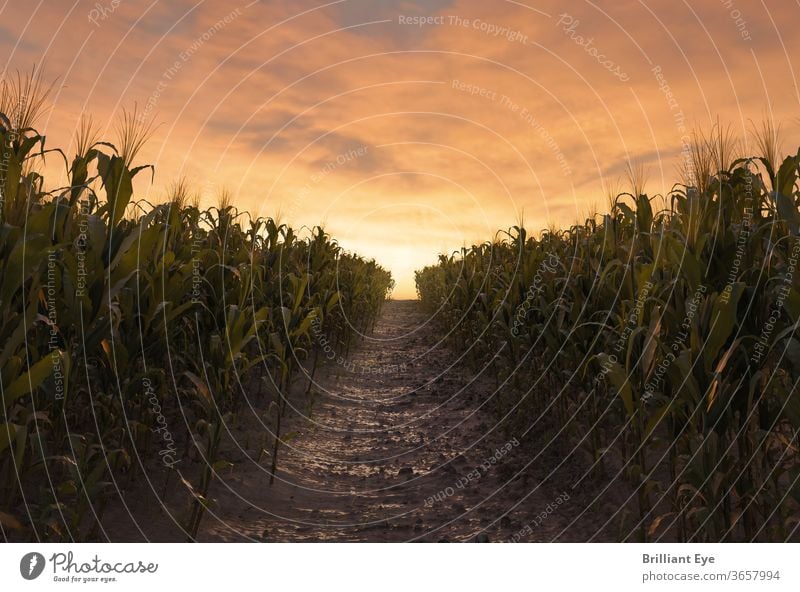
1 0 798 296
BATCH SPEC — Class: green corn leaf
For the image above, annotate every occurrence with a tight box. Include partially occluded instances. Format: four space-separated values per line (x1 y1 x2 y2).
597 353 634 417
2 356 54 410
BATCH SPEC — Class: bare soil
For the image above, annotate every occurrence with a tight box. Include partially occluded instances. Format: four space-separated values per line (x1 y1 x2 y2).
104 300 613 542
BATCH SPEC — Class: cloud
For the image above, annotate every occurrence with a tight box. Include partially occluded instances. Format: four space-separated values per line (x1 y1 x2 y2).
1 0 798 296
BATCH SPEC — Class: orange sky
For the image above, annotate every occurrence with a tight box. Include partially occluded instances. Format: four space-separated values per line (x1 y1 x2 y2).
2 0 799 298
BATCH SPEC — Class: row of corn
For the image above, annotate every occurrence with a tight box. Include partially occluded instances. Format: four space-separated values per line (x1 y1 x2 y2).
0 77 393 541
416 125 800 541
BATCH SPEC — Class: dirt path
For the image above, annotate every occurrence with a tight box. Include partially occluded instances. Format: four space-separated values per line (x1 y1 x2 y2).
198 300 580 542
107 300 598 542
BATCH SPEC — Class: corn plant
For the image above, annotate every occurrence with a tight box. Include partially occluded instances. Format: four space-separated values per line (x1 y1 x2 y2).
0 71 393 541
417 124 800 542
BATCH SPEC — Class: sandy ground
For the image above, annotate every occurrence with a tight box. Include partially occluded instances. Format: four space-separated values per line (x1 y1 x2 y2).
104 300 613 542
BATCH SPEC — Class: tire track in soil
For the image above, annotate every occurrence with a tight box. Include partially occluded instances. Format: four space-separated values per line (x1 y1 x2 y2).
202 300 579 542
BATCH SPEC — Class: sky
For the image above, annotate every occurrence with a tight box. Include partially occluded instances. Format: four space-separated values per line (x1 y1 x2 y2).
2 0 799 298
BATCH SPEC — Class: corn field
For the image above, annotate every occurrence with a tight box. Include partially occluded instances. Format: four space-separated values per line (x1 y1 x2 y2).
416 127 800 542
0 77 393 541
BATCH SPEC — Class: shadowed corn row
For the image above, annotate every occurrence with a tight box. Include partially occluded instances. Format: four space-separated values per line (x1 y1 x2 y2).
417 128 800 542
0 94 392 540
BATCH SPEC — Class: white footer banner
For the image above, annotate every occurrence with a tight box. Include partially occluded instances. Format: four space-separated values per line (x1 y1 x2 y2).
1 543 798 591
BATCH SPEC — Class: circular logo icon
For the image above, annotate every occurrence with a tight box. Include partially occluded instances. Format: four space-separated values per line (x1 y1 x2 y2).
20 552 46 580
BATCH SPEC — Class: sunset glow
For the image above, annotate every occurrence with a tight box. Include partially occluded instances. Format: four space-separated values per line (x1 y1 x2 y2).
3 0 798 297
